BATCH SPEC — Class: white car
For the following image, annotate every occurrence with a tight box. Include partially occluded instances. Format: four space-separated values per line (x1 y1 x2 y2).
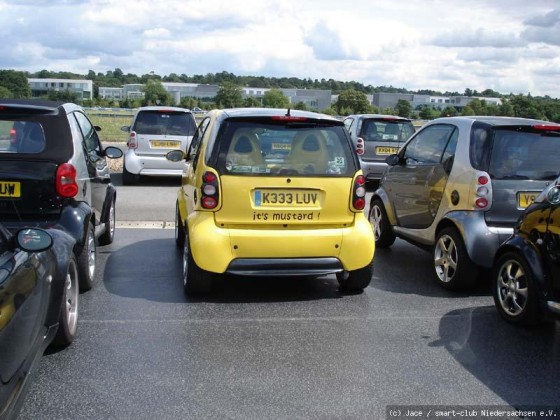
121 106 197 184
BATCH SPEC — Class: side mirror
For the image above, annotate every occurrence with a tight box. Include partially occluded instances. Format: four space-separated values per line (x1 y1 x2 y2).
16 228 53 252
104 146 124 159
120 125 131 132
94 125 102 132
166 150 185 162
547 186 560 205
385 154 401 166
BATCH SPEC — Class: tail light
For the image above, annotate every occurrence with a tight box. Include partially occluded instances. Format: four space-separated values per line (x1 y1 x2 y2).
56 163 78 198
200 171 219 209
351 174 367 211
9 128 17 145
473 172 492 210
356 137 365 156
128 131 138 149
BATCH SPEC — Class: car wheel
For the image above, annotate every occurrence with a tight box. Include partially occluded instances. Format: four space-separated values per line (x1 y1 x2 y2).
76 221 96 292
337 259 373 293
433 227 477 290
51 255 79 348
182 234 212 295
369 198 396 248
98 197 116 246
122 163 137 185
175 202 185 249
492 252 543 325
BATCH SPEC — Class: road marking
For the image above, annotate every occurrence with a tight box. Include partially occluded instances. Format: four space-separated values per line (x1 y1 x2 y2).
116 221 174 229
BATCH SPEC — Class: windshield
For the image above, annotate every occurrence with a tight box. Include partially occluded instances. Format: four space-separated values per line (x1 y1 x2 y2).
213 121 358 177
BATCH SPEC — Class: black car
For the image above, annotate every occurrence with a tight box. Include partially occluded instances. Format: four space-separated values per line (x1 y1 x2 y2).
492 179 560 325
0 223 78 420
0 99 123 292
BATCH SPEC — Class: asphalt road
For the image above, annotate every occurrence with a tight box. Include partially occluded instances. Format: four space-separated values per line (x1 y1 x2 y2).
17 178 560 420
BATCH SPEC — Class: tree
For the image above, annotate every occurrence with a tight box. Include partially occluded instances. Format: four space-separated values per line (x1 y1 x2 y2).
419 105 438 120
0 86 13 98
461 105 475 116
142 79 171 106
334 89 372 114
0 70 31 98
440 105 458 117
243 96 261 107
395 99 412 118
262 88 290 108
215 82 243 108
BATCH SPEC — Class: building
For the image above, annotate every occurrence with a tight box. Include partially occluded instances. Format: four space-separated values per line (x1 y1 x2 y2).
372 92 502 111
28 78 94 101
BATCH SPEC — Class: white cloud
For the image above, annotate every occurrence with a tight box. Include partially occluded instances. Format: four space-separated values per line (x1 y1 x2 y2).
1 0 560 97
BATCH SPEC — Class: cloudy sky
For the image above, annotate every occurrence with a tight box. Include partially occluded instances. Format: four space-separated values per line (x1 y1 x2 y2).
2 0 560 97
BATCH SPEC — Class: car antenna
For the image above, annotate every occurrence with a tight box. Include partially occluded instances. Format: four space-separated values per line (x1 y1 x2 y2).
285 108 291 117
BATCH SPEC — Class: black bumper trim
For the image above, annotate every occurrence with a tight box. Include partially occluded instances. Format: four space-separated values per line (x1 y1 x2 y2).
226 257 344 277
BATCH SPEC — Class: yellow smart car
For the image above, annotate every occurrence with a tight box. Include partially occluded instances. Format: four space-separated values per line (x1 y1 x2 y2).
168 108 375 294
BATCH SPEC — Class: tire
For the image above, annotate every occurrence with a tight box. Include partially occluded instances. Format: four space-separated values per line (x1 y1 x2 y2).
122 163 137 185
433 227 478 290
175 202 185 249
98 197 116 246
337 259 374 293
182 234 212 295
76 221 96 293
369 198 396 248
51 256 79 348
492 252 543 325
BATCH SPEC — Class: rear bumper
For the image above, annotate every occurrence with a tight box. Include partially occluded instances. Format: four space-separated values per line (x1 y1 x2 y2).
226 257 343 277
187 212 375 274
124 149 185 176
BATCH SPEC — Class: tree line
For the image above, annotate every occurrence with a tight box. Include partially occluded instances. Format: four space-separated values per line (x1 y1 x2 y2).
1 68 560 122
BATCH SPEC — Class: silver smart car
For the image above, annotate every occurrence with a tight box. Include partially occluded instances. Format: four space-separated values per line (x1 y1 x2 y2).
370 116 560 290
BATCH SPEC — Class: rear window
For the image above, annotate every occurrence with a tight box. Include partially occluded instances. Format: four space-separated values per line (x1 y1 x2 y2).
132 110 196 136
471 122 560 180
213 120 358 177
359 119 414 143
0 120 45 154
488 129 560 181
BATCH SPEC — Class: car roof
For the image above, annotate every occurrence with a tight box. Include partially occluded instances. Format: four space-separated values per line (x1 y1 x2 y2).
345 114 412 122
136 106 193 113
431 115 560 127
0 99 84 115
215 107 342 123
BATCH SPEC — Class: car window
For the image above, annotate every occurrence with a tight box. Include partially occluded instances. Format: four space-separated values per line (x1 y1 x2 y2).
213 121 356 177
403 124 455 164
343 118 354 132
359 119 413 143
0 121 45 154
73 111 100 153
190 116 210 171
489 129 560 181
441 127 459 163
133 110 196 136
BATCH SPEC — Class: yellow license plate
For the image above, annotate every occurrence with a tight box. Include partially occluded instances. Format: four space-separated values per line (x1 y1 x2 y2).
150 140 181 148
518 192 539 209
0 181 21 198
254 189 321 207
376 146 399 155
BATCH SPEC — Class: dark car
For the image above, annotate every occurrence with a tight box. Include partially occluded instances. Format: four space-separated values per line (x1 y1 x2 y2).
492 179 560 325
0 99 123 292
343 114 415 185
0 223 78 420
370 116 560 290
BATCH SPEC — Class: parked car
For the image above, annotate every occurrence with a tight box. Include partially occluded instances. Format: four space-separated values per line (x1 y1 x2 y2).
121 106 197 184
0 99 123 292
492 179 560 325
0 223 78 420
167 108 375 295
370 116 560 290
343 114 415 185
